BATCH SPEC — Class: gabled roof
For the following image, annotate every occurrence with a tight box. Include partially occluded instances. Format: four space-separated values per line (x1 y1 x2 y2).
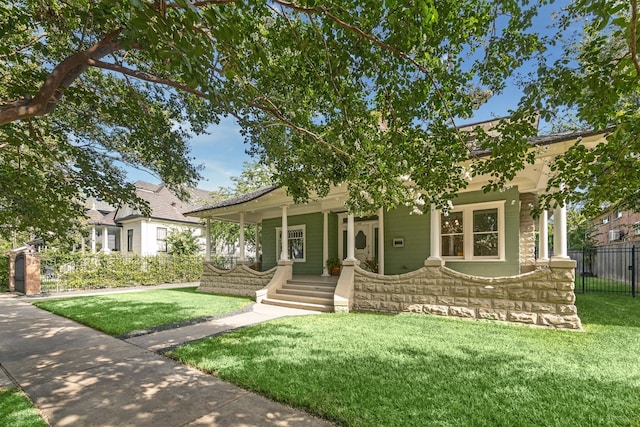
86 208 118 226
115 181 214 224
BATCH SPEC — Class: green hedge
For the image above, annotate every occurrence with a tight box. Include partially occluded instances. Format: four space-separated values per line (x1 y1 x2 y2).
40 252 203 292
0 255 8 291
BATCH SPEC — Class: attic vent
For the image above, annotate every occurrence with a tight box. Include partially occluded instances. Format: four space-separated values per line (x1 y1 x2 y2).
171 202 177 207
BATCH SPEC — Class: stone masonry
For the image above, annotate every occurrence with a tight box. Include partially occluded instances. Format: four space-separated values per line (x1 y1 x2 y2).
353 259 581 330
198 263 276 297
519 192 537 273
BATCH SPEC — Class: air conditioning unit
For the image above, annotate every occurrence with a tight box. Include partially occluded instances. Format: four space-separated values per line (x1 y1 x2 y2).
609 230 621 242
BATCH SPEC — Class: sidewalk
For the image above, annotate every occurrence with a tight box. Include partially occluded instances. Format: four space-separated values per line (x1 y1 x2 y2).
0 292 332 426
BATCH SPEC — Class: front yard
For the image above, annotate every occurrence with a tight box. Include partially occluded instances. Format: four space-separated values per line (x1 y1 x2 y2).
170 294 640 426
33 287 252 336
20 288 640 426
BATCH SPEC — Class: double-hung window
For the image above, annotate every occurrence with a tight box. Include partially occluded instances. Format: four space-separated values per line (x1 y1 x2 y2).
441 201 505 261
127 229 134 252
157 227 168 252
276 225 306 262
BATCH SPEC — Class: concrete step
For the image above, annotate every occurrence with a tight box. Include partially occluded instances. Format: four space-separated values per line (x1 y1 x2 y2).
283 281 337 291
275 288 334 298
261 297 334 312
269 292 333 306
287 276 338 284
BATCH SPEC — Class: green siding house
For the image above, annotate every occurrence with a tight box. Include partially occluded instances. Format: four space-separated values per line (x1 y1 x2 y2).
185 129 605 329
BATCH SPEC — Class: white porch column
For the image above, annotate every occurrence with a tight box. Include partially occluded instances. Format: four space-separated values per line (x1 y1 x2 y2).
538 209 549 261
280 205 289 261
346 213 356 261
553 203 569 259
239 213 246 262
205 218 211 262
102 225 110 253
428 204 441 260
322 210 330 276
90 226 96 254
377 207 385 275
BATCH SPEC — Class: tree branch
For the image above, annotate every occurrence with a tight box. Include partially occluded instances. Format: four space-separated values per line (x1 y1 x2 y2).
161 0 236 8
0 30 123 125
631 0 640 76
87 58 209 98
247 99 352 158
0 32 48 59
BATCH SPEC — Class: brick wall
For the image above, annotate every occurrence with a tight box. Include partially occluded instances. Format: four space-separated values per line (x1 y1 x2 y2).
353 259 581 330
9 252 41 296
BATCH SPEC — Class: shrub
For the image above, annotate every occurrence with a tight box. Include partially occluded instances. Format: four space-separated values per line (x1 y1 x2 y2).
39 251 203 292
0 255 8 291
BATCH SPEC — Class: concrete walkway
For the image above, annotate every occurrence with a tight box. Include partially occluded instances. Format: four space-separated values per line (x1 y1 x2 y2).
0 292 332 427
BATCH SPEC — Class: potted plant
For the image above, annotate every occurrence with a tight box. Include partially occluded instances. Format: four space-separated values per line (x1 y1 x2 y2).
326 256 342 276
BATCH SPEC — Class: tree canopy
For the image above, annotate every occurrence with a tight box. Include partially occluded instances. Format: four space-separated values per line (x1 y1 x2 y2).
0 0 638 239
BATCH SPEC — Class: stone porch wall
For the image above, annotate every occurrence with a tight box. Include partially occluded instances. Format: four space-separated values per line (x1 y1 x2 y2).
353 259 581 330
519 192 537 272
198 263 276 298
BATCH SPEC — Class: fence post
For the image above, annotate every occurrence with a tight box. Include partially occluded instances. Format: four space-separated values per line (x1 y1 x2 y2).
581 247 586 294
632 246 636 298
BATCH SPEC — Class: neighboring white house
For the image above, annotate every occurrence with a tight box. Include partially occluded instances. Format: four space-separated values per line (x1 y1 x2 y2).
84 181 213 256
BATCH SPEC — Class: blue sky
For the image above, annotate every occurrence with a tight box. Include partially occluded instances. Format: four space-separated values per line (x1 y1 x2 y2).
127 0 570 192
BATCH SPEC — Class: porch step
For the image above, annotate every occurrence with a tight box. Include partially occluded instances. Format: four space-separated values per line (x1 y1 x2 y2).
271 292 333 305
260 297 334 312
261 278 337 312
281 283 336 295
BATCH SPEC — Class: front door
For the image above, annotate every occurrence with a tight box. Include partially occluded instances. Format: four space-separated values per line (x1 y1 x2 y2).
354 223 373 262
340 218 378 263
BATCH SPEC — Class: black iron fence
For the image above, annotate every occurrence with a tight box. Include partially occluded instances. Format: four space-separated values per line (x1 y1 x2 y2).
568 244 639 297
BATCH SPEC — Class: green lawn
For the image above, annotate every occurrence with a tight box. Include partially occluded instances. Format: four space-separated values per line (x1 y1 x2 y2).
33 287 252 336
170 294 640 427
0 389 47 427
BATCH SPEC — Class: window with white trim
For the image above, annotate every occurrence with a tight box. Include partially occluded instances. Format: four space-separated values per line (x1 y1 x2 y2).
127 229 134 252
157 227 167 252
635 222 640 236
441 201 505 260
615 210 623 219
441 211 464 257
276 225 306 262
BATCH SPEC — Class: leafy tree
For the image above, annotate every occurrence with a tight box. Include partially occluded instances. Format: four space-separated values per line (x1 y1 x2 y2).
3 0 638 242
166 228 201 256
0 0 545 240
567 206 596 250
519 1 640 215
